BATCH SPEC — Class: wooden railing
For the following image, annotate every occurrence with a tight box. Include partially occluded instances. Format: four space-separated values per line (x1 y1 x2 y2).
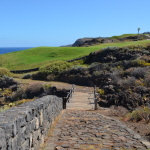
94 85 98 110
88 85 98 110
62 84 74 109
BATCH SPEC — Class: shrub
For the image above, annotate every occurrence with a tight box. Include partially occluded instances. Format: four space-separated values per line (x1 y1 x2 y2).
1 89 12 97
11 88 25 102
32 72 45 80
123 60 150 69
132 67 147 78
124 67 134 77
25 82 44 98
135 80 144 86
118 77 136 89
0 105 10 113
89 63 112 73
92 71 101 77
46 74 56 81
97 89 105 95
108 106 129 117
134 86 149 95
0 68 11 77
109 70 122 85
89 63 102 71
63 65 88 75
0 76 17 88
144 75 150 87
22 73 33 79
43 83 51 89
123 60 133 69
140 55 150 62
100 46 119 53
39 61 72 76
124 107 150 122
145 43 150 50
132 60 150 67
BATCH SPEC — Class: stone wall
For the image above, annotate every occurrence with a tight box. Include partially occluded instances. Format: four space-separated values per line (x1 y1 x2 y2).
0 95 63 150
10 68 39 74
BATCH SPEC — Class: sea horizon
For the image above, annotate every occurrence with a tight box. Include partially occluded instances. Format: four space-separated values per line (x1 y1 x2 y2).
0 47 34 54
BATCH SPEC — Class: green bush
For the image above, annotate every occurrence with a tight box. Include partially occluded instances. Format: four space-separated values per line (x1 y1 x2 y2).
124 107 150 122
39 61 72 76
22 73 33 79
97 89 105 95
132 60 150 67
0 68 11 77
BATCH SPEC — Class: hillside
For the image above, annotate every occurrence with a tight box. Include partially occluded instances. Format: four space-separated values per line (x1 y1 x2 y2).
72 34 150 47
0 39 150 70
31 43 150 112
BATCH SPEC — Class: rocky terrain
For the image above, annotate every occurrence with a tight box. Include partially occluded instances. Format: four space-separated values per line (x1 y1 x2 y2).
72 34 150 47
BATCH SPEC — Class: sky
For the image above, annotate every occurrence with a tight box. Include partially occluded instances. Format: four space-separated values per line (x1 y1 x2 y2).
0 0 150 47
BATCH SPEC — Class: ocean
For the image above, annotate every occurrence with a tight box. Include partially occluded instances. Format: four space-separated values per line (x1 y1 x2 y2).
0 47 34 54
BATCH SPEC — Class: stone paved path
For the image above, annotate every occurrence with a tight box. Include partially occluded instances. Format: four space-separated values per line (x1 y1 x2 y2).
43 92 150 150
66 92 94 110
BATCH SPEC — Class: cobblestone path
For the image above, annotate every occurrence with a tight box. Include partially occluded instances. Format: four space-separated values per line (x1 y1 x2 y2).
43 92 150 150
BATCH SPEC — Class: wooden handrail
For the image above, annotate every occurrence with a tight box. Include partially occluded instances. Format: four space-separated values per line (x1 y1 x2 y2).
66 84 74 102
62 84 74 109
94 85 98 110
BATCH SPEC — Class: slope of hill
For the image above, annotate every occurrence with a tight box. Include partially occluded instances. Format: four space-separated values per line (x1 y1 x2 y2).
0 40 150 70
32 44 150 112
72 34 150 47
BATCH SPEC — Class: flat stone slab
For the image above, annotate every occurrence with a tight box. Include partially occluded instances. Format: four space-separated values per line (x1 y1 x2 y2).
44 110 150 150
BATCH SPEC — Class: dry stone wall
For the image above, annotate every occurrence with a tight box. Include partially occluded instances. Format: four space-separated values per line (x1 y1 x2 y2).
0 95 63 150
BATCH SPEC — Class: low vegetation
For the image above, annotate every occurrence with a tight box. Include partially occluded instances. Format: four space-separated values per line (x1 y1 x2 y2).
0 75 17 88
0 67 11 76
123 107 150 123
111 34 137 39
0 99 34 113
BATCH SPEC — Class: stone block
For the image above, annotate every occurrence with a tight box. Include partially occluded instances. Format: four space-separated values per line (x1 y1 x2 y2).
0 120 17 138
39 110 43 126
0 128 6 150
11 135 19 150
20 139 29 150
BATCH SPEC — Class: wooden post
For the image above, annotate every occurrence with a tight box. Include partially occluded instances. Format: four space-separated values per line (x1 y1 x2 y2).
70 89 72 98
72 84 74 93
94 85 98 110
62 97 67 109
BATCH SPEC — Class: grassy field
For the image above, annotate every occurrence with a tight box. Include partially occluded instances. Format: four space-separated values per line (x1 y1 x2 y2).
0 40 150 70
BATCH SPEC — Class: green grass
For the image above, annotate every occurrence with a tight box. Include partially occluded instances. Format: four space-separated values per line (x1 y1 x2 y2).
110 34 138 39
0 40 150 70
